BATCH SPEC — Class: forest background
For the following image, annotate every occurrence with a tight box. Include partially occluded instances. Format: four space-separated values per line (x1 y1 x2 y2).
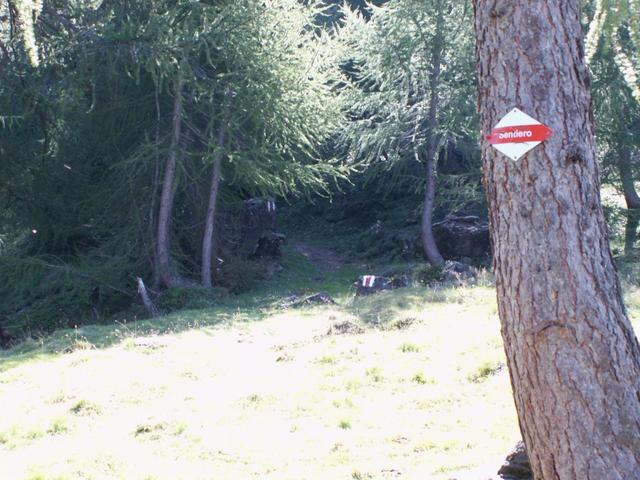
1 0 639 339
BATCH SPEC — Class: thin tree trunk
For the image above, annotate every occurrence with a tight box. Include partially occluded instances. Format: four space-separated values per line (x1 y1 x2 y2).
625 210 640 257
201 126 225 287
150 86 162 289
618 146 640 209
156 78 184 288
421 148 444 266
473 2 640 479
420 0 445 267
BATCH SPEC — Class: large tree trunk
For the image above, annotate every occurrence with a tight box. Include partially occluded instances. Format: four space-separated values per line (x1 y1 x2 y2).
473 2 640 479
156 78 184 288
617 146 640 209
420 0 445 267
201 126 225 287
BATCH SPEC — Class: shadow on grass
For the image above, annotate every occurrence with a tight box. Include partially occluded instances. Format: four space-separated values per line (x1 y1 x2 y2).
0 304 266 373
350 284 497 327
0 242 364 373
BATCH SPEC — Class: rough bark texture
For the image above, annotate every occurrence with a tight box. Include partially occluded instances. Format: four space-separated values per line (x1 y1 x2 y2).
201 126 225 287
420 0 445 267
617 146 640 209
156 79 184 288
473 2 640 479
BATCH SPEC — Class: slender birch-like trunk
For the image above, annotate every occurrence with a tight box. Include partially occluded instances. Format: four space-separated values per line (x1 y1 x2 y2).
156 78 184 288
201 125 225 287
420 0 445 266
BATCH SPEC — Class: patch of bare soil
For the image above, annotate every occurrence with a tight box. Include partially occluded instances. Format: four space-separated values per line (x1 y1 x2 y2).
294 243 345 270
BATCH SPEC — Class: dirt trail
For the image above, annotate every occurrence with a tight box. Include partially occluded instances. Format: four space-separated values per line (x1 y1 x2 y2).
294 243 345 270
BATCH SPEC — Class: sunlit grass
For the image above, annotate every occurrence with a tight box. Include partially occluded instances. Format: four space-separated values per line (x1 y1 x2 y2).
1 242 638 479
0 281 522 479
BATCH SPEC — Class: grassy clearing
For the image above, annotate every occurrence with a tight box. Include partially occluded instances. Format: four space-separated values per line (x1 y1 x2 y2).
1 240 639 479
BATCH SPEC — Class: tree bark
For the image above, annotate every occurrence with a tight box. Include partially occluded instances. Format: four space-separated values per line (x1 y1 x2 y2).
156 78 184 288
420 0 445 267
625 210 640 257
201 126 225 287
617 146 640 209
473 2 640 479
421 148 444 266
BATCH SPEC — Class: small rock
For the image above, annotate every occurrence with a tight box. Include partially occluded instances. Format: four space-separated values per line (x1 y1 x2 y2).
238 198 284 258
497 442 532 479
433 215 491 259
380 468 402 477
390 318 415 330
355 275 393 295
279 292 336 308
254 232 286 257
276 353 293 362
443 260 476 284
326 321 364 335
0 326 15 349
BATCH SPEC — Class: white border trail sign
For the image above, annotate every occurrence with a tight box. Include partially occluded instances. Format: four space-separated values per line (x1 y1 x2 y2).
486 108 553 161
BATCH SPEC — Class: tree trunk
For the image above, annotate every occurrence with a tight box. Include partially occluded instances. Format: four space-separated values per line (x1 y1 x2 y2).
617 146 640 209
156 78 184 288
625 210 640 257
421 150 444 266
473 2 640 479
201 126 225 287
420 0 445 267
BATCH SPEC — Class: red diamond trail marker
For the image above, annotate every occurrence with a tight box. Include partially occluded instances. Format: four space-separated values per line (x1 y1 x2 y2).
486 108 553 161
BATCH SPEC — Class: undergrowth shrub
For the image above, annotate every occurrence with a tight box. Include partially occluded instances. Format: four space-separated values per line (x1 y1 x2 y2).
0 254 135 337
219 257 265 293
157 286 227 312
413 264 445 285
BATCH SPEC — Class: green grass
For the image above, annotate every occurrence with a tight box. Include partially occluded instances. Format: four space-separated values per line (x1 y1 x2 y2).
69 399 102 416
0 233 638 480
399 342 421 353
338 419 352 430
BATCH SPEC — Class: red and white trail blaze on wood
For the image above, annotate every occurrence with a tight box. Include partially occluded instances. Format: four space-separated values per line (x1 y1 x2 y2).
486 108 553 161
361 275 376 288
486 124 552 144
473 1 640 479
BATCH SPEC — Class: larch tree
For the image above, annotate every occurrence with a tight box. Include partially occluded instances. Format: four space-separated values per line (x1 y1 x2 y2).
339 0 477 266
591 52 640 210
473 1 640 478
586 0 640 210
103 0 344 289
190 0 344 287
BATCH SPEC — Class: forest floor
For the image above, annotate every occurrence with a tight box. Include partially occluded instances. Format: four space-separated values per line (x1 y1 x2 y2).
1 240 639 480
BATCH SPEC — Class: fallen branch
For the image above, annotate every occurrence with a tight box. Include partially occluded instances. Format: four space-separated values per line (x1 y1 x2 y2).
136 277 160 318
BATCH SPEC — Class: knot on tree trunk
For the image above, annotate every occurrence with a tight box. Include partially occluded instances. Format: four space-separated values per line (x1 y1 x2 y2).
491 0 509 18
565 142 586 165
